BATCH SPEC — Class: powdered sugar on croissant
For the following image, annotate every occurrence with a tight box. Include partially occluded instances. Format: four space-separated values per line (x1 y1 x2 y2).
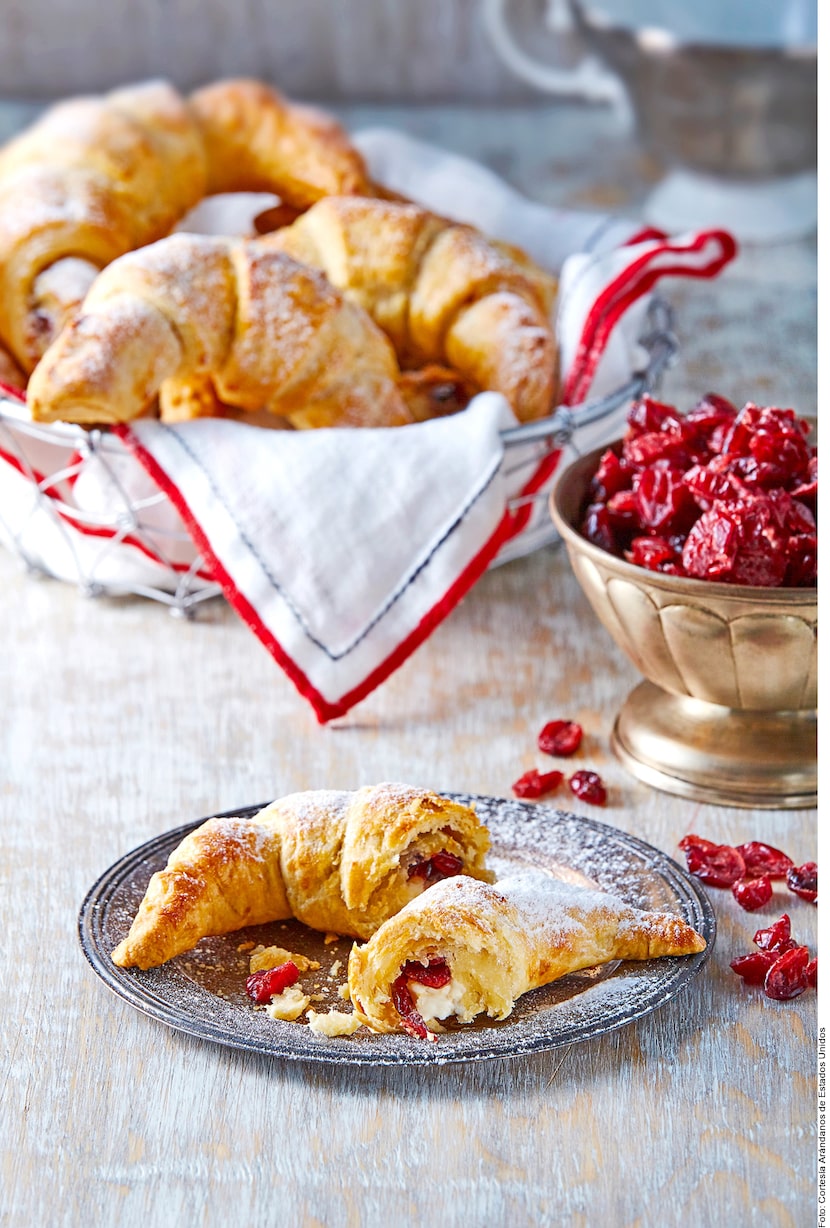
27 233 413 429
348 872 707 1039
111 784 494 969
0 78 372 374
267 197 560 422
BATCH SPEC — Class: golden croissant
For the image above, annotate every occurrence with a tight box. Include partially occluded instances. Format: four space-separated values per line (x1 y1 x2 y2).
348 873 706 1039
27 233 415 429
0 78 371 374
111 784 494 969
266 197 560 422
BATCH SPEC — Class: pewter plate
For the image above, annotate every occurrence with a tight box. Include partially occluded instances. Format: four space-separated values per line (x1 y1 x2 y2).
78 794 715 1067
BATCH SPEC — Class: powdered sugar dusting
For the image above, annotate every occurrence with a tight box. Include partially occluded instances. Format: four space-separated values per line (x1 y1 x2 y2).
80 795 714 1067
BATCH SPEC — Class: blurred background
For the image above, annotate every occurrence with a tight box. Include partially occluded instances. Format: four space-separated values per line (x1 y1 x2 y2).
0 0 551 101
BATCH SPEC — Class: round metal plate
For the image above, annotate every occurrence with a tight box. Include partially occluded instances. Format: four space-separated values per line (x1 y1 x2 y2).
78 793 715 1067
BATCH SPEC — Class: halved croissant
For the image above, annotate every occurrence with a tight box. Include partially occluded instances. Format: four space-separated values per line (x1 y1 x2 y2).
27 233 413 429
0 78 372 374
266 197 560 422
111 784 494 969
348 872 706 1039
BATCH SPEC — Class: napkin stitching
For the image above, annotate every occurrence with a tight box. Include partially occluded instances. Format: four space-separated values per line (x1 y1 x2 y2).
128 422 506 661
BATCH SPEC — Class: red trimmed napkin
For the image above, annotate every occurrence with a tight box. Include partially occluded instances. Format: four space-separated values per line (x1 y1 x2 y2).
0 130 735 721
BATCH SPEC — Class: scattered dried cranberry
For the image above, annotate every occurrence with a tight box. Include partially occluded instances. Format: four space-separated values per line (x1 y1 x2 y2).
787 861 818 903
735 841 794 880
681 839 745 888
807 958 818 989
246 960 299 1004
512 769 564 799
408 851 464 884
764 945 811 1001
538 720 583 757
753 914 795 953
568 770 607 806
730 950 779 985
731 875 773 911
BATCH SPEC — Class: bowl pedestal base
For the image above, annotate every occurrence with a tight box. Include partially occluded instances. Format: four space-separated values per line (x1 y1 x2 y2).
611 681 817 810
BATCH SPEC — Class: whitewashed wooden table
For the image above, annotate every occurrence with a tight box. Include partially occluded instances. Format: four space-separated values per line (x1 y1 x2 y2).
0 100 817 1228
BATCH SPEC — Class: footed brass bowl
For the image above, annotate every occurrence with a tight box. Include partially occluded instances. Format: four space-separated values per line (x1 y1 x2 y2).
550 444 817 810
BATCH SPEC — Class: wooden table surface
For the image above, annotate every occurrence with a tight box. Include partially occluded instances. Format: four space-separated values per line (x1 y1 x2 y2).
0 100 818 1228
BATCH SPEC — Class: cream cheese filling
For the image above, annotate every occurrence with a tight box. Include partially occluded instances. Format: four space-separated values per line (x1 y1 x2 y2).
411 976 470 1023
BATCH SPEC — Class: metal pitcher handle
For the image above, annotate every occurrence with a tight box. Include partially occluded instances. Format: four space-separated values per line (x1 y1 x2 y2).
482 0 625 105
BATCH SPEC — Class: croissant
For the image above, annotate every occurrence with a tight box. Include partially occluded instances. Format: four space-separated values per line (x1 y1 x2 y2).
26 233 413 429
0 341 25 390
0 78 372 374
111 784 494 969
266 197 560 422
348 872 706 1040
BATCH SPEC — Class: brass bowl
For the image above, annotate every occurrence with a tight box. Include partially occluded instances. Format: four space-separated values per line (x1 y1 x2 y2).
550 443 817 810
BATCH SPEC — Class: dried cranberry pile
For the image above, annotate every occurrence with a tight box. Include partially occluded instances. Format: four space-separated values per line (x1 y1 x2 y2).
581 395 817 586
731 915 817 1002
511 719 608 805
679 834 817 912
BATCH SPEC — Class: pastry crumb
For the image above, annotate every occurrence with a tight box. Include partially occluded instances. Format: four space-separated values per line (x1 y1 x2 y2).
337 982 351 1002
266 984 310 1022
324 933 340 945
307 1010 363 1037
236 941 256 952
329 960 342 977
249 946 320 974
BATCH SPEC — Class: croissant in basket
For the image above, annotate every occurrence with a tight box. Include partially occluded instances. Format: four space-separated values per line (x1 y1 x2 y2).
348 872 706 1040
0 78 372 375
266 197 560 422
27 233 417 429
111 784 494 970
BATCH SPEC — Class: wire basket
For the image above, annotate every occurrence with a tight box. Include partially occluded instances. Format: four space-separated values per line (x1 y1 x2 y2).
0 298 677 615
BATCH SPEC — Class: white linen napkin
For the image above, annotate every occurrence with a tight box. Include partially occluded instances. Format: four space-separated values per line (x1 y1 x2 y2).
0 129 736 721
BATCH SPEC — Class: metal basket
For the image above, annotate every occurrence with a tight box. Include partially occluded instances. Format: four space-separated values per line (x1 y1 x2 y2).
0 298 677 614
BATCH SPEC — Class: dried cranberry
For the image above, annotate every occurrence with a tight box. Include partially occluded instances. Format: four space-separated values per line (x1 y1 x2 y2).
391 959 451 1040
807 958 818 989
606 488 641 533
407 851 464 884
735 842 795 880
731 875 773 911
764 945 810 1001
730 950 778 984
512 769 564 799
623 431 692 471
626 396 684 436
246 960 300 1004
568 770 607 806
399 958 452 988
681 841 745 888
592 449 634 498
678 833 718 852
634 466 696 534
626 535 680 571
390 975 430 1039
787 862 818 903
581 502 618 554
753 914 793 952
538 720 583 757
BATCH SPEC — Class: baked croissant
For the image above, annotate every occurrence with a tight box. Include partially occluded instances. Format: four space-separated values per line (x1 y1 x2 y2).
266 197 560 422
26 233 413 429
0 78 372 374
348 872 706 1040
111 784 494 969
